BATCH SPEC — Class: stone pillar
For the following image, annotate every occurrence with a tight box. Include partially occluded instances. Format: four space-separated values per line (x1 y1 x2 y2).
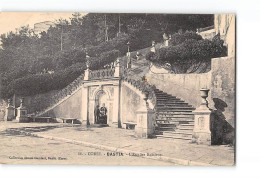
114 58 122 78
81 86 89 125
88 99 95 124
112 85 119 127
84 66 90 80
192 89 212 145
135 101 155 138
5 99 14 121
107 100 113 126
16 98 29 123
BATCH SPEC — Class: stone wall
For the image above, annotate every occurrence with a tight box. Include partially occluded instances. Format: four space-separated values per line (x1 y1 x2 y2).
44 88 83 120
146 71 211 108
209 56 235 127
146 57 235 128
120 82 146 127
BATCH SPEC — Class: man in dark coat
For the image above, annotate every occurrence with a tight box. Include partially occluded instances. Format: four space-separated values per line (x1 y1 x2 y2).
100 103 107 124
94 105 100 124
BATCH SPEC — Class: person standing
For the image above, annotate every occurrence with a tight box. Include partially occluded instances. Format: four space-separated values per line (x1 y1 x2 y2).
100 103 107 124
94 105 100 124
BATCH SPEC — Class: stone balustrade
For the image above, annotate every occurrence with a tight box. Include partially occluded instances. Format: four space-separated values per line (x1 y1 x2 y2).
121 74 157 108
36 73 84 116
197 25 214 33
89 68 115 80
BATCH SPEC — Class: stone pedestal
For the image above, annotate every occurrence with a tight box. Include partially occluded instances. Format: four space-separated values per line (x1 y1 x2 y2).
192 107 212 145
16 106 29 123
16 99 29 123
135 103 155 138
84 69 90 80
114 58 122 78
5 105 15 121
192 89 212 145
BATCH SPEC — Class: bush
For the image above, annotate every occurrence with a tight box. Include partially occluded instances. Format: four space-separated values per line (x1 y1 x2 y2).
89 49 120 70
169 31 202 46
54 49 86 70
3 62 85 98
146 33 227 73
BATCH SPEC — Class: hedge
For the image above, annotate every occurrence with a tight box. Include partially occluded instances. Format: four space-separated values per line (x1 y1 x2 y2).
3 62 85 98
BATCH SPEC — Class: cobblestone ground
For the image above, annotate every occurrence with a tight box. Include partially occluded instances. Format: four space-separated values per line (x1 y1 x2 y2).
0 121 235 165
0 122 173 165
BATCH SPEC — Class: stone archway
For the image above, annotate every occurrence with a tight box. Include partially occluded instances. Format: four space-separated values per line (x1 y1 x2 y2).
95 90 108 108
83 82 120 127
94 89 109 124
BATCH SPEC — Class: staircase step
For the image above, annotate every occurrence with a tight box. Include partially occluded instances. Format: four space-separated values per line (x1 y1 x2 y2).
156 130 193 139
177 127 194 130
180 123 194 126
157 110 194 113
178 125 194 129
157 126 176 131
157 116 194 119
163 131 193 135
156 94 178 97
156 119 194 124
156 106 195 110
157 100 186 103
156 134 192 140
156 97 180 100
157 117 194 121
157 123 178 127
156 103 190 106
157 114 194 118
157 112 193 115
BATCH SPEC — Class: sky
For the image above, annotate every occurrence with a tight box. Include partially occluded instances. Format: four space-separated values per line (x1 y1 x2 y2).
0 12 86 35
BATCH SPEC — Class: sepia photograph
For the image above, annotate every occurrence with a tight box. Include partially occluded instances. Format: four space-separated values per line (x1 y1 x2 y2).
0 12 235 166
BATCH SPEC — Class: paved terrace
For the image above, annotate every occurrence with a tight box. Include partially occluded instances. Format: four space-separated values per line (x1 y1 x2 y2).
0 122 234 166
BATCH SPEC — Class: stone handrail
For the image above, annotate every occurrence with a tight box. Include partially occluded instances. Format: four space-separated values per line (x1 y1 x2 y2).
198 25 215 33
36 73 85 117
121 69 157 108
89 68 115 80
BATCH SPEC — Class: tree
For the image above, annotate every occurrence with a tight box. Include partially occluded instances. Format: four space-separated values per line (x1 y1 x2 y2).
0 13 214 99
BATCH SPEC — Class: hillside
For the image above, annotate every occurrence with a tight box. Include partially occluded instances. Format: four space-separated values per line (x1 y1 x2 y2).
0 13 214 99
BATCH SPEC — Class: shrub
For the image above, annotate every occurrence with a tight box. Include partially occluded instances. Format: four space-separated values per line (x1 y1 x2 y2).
90 50 120 70
146 33 227 73
169 31 202 46
3 62 85 98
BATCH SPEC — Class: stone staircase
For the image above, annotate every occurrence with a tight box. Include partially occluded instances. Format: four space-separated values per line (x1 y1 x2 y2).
122 50 196 141
122 73 196 141
154 89 195 140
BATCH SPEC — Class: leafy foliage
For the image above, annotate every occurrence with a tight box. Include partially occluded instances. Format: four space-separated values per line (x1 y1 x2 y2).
2 62 85 98
146 32 227 73
0 13 214 99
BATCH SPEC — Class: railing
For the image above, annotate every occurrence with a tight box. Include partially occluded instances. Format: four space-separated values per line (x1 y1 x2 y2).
121 69 157 108
198 25 214 33
89 68 115 80
36 73 85 117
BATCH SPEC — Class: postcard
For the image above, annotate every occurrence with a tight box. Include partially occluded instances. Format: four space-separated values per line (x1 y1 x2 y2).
0 12 235 165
